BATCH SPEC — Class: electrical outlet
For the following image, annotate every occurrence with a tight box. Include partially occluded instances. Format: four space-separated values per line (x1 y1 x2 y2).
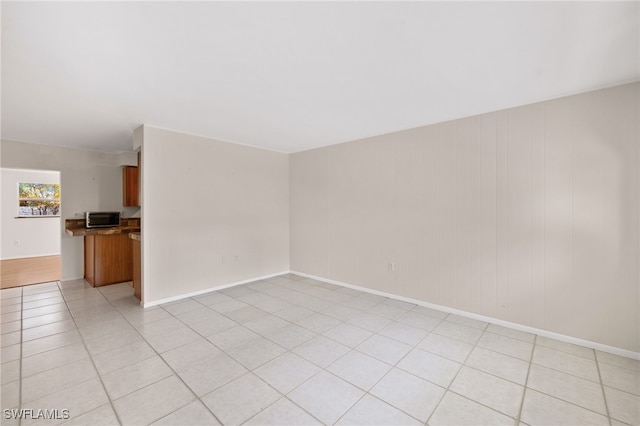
388 262 395 272
13 240 19 246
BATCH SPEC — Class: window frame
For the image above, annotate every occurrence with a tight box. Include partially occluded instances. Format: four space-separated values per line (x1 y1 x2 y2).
17 182 61 218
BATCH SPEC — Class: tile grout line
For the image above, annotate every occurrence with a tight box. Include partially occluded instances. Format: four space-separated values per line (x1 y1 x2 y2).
109 296 224 425
159 293 329 425
274 303 519 424
423 319 520 425
57 281 125 426
192 283 339 424
73 288 173 406
402 314 456 425
140 288 336 423
14 284 94 412
284 331 404 424
185 288 336 425
432 324 574 423
518 349 620 420
515 334 537 424
233 339 326 426
449 329 612 394
7 276 636 425
208 287 424 424
7 283 57 425
334 313 451 424
241 394 325 426
593 350 613 426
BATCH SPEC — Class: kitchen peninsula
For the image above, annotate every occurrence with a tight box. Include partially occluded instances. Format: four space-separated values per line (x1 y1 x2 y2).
65 218 140 287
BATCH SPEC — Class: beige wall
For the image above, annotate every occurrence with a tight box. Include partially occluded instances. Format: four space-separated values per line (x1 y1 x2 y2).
290 83 640 352
0 140 138 280
141 127 289 304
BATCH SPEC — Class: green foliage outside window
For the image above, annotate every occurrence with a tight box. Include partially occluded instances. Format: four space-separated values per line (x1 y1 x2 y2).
18 183 61 216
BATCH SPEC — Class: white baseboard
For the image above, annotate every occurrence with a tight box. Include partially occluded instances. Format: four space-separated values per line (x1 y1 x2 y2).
1 253 61 261
142 270 290 308
291 270 640 361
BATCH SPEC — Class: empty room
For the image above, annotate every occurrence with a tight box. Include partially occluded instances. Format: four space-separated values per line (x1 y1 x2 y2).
1 1 639 425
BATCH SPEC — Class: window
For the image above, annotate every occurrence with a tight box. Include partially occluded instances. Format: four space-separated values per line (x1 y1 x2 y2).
18 182 60 217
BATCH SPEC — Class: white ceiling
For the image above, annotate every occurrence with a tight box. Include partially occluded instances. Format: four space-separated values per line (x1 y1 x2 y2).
2 2 638 154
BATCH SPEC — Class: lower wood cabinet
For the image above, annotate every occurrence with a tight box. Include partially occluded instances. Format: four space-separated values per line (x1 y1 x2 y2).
84 234 133 286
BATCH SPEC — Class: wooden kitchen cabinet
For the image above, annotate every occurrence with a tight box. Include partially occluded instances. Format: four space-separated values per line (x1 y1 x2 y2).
84 234 133 286
122 166 139 207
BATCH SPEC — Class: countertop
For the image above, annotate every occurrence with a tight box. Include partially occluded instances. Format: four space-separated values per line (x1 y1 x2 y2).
65 218 141 237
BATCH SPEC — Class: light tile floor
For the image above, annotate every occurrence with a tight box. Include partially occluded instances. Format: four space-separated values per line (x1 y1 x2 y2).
1 274 639 425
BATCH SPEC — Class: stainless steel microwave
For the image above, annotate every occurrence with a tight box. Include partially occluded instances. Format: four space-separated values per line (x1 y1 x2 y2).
86 211 120 228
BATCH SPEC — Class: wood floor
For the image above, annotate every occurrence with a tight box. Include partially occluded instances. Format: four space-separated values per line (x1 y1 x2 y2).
0 255 61 289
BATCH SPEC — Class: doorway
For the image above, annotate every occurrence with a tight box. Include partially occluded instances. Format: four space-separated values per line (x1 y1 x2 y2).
1 168 62 288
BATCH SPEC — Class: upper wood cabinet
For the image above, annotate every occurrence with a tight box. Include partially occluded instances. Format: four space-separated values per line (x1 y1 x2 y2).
122 166 139 206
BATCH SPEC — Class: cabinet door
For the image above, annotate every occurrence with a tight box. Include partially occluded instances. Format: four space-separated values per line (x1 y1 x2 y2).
93 234 133 286
123 166 139 206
